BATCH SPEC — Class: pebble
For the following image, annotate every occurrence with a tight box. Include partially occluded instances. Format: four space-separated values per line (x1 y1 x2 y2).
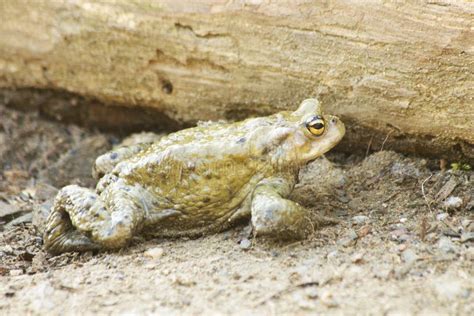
436 213 449 221
351 252 365 264
34 182 59 201
352 215 369 225
4 213 33 229
357 225 371 237
239 238 252 250
390 227 411 243
320 290 338 307
337 229 358 247
438 237 457 254
461 219 474 232
9 269 23 276
373 265 392 280
401 249 418 264
0 245 14 254
460 232 474 243
443 196 462 210
143 247 164 259
144 262 156 270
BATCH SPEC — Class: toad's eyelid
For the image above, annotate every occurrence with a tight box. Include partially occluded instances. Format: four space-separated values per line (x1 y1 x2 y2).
306 116 324 126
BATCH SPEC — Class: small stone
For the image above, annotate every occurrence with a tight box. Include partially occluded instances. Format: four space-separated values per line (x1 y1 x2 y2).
0 245 13 254
399 217 408 223
443 196 463 210
461 219 474 232
337 229 358 247
239 238 252 250
34 182 59 201
401 249 418 264
436 213 449 221
4 213 33 230
390 227 412 243
33 200 53 231
357 225 371 237
438 237 457 254
4 291 15 298
436 179 458 202
0 201 20 218
232 272 241 280
320 290 338 307
460 232 474 243
172 275 196 287
351 252 365 264
337 229 359 247
144 262 156 270
143 247 164 259
352 215 369 225
9 269 23 276
466 199 474 211
373 267 392 280
422 231 435 242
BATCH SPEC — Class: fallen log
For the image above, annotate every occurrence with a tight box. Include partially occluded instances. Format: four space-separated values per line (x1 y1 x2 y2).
0 1 473 161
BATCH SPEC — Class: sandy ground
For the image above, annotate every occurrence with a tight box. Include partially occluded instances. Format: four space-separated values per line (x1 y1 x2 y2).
0 103 473 315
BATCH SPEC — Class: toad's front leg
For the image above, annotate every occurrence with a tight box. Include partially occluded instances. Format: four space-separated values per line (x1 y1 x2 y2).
250 177 312 239
44 181 149 254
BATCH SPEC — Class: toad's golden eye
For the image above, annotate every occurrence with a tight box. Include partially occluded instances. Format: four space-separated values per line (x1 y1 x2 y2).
305 116 325 136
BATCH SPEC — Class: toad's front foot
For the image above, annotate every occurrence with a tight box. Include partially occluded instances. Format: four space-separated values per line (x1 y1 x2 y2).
250 178 312 239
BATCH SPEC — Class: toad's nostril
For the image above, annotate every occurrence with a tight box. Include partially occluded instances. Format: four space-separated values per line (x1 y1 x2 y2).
330 118 337 124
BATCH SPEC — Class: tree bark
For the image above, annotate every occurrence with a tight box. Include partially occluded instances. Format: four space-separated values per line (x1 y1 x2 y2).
0 1 473 160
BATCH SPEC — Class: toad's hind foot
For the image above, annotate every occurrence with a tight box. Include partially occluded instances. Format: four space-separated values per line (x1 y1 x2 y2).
43 185 103 254
43 212 101 255
43 183 146 254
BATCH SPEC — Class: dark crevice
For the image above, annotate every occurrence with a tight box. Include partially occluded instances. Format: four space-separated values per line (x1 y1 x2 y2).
0 88 185 136
336 116 474 165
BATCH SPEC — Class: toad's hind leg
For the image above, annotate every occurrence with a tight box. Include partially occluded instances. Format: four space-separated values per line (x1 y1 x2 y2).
92 181 149 249
44 182 149 254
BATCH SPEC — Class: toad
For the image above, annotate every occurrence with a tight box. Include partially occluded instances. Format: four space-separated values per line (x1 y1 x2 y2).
44 99 345 254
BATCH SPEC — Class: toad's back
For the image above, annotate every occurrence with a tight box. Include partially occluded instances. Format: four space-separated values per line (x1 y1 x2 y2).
110 118 278 229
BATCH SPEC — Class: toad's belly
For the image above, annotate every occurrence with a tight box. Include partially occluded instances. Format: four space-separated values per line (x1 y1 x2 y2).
141 183 256 237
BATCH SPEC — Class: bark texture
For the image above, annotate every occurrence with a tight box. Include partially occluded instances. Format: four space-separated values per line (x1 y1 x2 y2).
0 1 473 160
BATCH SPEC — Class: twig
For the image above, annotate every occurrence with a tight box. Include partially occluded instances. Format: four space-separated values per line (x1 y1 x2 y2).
419 216 427 242
382 191 400 203
380 130 394 151
421 174 433 213
254 281 319 306
365 135 374 157
441 219 460 236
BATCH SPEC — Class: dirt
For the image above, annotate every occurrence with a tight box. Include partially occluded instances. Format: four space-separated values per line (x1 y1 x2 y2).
1 103 473 315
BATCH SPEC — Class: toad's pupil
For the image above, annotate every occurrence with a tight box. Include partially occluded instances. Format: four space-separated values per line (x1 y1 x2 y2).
311 122 324 130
